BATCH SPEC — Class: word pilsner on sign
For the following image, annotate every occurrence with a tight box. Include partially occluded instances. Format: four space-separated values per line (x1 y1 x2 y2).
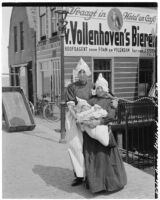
64 7 157 57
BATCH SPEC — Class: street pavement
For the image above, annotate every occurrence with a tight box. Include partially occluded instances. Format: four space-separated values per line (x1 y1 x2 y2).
2 117 155 199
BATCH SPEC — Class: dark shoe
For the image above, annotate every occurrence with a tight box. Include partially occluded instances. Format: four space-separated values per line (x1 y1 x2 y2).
71 178 84 186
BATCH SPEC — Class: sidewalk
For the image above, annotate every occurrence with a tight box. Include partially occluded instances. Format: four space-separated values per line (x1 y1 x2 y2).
2 117 155 199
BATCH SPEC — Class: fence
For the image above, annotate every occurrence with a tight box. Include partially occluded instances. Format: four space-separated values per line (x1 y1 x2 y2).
112 97 157 170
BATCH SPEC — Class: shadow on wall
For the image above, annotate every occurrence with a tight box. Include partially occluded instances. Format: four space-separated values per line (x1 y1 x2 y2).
32 165 93 198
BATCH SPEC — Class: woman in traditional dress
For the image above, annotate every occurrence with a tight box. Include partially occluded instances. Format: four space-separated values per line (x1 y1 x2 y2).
83 74 127 194
65 58 93 186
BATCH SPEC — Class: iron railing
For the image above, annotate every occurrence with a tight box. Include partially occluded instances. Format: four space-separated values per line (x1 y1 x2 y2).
111 97 157 172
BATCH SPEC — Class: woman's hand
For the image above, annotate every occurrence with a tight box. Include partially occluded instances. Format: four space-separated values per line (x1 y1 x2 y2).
111 99 118 109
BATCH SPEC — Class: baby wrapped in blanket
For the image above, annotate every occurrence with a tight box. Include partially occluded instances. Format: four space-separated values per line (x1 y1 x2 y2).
68 97 110 146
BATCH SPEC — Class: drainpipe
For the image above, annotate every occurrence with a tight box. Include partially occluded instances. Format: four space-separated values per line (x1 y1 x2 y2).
32 30 37 107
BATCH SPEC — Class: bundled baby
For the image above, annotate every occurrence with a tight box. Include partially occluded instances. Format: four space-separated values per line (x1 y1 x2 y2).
67 97 110 146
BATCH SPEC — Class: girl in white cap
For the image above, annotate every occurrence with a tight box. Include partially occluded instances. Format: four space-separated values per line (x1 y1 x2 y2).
65 58 93 186
82 73 127 194
95 73 117 101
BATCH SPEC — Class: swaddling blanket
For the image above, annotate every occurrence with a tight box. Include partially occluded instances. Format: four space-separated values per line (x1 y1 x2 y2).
75 97 108 122
67 97 110 146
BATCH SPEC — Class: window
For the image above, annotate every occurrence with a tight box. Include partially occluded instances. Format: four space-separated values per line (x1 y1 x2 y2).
52 59 61 100
139 59 153 97
14 26 17 52
15 67 20 86
51 8 58 37
40 14 46 40
10 67 15 86
41 71 51 98
93 59 112 90
40 62 51 98
10 67 20 86
20 22 24 50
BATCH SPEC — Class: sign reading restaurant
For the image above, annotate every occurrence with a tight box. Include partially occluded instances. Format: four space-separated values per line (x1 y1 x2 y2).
64 7 157 57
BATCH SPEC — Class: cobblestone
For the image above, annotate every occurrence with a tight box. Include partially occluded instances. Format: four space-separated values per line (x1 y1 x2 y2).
2 117 155 198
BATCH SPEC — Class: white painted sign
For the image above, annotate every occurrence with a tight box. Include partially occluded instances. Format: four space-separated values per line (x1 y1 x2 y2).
64 7 157 57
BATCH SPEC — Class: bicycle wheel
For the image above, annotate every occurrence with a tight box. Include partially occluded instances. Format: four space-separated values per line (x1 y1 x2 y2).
43 103 60 121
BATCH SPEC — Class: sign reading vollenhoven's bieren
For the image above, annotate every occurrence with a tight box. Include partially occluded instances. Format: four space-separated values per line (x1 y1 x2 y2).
64 7 157 57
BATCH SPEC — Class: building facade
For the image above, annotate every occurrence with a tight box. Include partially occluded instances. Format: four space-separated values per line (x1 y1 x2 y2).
8 7 37 104
36 6 157 101
36 7 62 102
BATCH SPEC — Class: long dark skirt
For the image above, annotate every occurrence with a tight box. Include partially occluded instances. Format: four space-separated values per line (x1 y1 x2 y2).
83 131 127 193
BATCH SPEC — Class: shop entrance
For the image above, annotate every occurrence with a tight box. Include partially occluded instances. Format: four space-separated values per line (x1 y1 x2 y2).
39 59 60 103
93 59 112 90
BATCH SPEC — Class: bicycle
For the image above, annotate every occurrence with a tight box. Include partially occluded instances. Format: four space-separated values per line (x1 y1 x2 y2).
35 96 49 117
43 96 61 122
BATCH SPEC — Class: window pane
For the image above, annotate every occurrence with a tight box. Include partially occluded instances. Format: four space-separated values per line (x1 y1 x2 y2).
14 26 17 52
104 72 111 89
40 14 46 38
139 59 153 96
15 68 20 86
51 10 58 34
20 22 24 50
42 70 51 98
94 59 111 70
139 59 153 71
10 67 15 86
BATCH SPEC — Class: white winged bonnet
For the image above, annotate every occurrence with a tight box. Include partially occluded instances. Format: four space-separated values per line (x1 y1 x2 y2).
75 58 91 76
95 73 109 93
